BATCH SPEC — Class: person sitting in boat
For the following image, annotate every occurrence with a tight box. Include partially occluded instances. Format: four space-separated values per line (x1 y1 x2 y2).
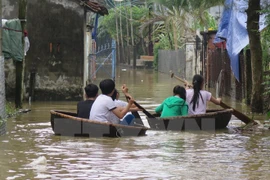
155 85 188 117
89 79 134 124
110 89 140 125
185 74 221 115
77 83 99 118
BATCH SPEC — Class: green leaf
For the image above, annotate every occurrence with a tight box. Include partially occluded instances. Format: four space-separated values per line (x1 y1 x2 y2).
267 111 270 119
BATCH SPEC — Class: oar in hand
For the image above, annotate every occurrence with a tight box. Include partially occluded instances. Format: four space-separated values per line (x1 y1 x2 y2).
132 100 156 119
122 86 156 119
170 71 189 85
170 71 254 124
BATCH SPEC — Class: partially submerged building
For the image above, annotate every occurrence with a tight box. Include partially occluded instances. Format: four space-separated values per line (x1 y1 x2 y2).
3 0 108 101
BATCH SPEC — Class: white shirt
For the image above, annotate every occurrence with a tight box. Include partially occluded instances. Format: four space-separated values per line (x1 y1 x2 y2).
89 94 116 123
186 89 211 115
110 99 131 123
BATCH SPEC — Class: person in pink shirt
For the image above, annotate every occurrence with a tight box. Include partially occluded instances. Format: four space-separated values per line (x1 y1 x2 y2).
185 74 221 115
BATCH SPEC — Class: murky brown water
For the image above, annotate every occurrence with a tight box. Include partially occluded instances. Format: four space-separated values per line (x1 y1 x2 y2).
1 69 270 179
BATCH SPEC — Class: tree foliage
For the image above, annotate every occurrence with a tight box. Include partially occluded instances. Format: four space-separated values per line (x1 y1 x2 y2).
141 0 224 50
98 5 149 46
100 0 224 51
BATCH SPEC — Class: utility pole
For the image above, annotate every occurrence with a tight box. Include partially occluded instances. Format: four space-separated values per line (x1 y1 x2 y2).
0 0 7 120
16 0 27 108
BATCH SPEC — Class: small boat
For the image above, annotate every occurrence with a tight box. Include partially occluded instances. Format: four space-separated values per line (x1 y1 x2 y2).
50 110 149 138
146 109 233 131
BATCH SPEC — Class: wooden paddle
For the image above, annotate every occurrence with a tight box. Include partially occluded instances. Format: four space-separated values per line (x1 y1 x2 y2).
170 71 254 124
169 70 189 85
132 101 156 118
123 88 156 119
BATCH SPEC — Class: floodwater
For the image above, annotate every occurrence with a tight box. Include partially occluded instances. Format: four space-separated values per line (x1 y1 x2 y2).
1 68 270 180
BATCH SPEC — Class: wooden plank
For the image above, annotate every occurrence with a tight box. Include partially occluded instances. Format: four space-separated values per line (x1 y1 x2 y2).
140 55 154 61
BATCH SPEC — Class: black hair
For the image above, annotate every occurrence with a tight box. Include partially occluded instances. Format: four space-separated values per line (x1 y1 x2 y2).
173 85 186 101
84 84 98 98
99 79 115 95
190 74 204 111
111 89 119 101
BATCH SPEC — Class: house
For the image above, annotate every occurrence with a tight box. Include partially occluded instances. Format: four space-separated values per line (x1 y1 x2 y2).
3 0 108 101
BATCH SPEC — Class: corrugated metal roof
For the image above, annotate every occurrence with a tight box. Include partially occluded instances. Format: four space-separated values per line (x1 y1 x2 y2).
79 0 108 16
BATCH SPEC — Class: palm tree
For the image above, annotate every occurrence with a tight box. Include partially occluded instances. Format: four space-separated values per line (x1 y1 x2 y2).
140 0 224 50
140 0 191 50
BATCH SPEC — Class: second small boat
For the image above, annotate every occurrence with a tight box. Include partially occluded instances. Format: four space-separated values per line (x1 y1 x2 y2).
146 109 233 131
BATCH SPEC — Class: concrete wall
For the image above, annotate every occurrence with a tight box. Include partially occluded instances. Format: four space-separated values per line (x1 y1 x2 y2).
209 6 223 21
4 0 87 101
26 0 85 101
2 0 18 19
3 0 19 99
185 40 202 81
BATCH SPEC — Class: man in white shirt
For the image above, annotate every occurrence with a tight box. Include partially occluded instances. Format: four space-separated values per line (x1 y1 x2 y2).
89 79 134 124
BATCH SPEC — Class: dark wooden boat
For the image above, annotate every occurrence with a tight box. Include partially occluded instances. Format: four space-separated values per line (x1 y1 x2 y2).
146 109 233 131
50 110 149 138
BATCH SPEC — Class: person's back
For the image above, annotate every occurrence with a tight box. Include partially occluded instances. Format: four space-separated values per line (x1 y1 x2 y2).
77 83 98 118
90 79 134 124
185 74 221 115
77 100 95 118
110 89 135 125
155 85 188 117
90 94 117 123
186 89 211 115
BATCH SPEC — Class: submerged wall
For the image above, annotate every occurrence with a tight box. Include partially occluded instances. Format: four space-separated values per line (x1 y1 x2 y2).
26 0 85 101
4 0 86 101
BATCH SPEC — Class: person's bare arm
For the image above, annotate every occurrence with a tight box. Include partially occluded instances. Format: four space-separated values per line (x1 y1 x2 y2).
184 83 192 90
117 104 141 112
120 84 142 111
121 84 130 97
129 107 142 112
112 97 134 118
210 96 221 105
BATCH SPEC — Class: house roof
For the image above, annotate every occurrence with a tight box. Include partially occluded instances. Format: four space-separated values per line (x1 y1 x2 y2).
79 0 108 16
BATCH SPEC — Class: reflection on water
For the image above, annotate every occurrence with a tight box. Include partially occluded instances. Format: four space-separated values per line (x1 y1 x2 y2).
0 69 270 179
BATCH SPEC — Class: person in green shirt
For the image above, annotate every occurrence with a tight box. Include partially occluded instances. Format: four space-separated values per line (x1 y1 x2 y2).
155 85 188 117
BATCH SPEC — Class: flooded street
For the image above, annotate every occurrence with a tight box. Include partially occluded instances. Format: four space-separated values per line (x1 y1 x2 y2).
1 69 270 180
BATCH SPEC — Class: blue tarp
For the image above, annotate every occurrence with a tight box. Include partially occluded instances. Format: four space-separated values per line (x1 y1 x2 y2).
214 0 268 81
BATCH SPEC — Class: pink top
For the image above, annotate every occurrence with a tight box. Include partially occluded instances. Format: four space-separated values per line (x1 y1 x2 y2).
186 89 212 115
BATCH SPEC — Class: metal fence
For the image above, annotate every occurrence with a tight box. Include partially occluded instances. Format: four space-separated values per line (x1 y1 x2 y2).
89 40 116 81
158 49 186 78
206 47 246 101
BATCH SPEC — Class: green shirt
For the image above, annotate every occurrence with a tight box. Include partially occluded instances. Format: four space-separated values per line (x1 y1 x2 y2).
155 96 188 117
